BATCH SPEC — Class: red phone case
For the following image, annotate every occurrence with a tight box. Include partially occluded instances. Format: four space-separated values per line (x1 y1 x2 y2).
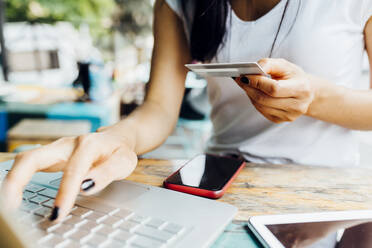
163 155 246 199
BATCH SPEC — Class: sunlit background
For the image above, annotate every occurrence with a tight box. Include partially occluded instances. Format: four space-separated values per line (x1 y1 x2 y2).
0 0 371 164
0 0 211 160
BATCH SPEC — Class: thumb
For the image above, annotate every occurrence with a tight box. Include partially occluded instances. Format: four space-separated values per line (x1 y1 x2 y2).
258 58 294 78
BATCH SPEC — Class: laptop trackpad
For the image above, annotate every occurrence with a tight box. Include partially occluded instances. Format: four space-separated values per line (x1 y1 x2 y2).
89 180 150 205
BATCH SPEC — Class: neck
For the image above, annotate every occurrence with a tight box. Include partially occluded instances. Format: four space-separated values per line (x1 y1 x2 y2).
230 0 282 21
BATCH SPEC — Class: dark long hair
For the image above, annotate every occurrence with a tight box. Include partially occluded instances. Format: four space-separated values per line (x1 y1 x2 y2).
181 0 295 62
181 0 229 62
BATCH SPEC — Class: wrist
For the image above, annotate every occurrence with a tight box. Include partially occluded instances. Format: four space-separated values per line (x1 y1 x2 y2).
306 75 345 119
98 119 138 152
306 74 327 118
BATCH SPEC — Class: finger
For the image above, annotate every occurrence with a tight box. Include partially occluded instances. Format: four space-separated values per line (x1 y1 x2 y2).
80 148 137 195
96 126 109 132
254 101 295 123
236 75 282 97
243 85 288 109
252 103 284 124
2 138 75 210
244 75 287 97
243 86 307 113
238 74 305 99
51 137 101 222
258 58 295 78
239 75 295 98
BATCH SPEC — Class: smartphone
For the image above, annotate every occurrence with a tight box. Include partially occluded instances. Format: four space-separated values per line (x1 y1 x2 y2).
185 62 269 78
163 154 246 199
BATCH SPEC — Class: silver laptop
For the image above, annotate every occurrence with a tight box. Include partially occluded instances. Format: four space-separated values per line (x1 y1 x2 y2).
0 160 237 248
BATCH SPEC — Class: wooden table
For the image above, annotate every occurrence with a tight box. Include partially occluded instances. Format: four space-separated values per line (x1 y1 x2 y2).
1 153 372 247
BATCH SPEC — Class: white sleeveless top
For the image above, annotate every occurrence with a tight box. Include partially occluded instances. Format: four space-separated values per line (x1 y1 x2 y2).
165 0 372 167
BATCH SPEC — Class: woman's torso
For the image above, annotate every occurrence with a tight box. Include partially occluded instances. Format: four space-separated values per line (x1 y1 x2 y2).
166 0 371 166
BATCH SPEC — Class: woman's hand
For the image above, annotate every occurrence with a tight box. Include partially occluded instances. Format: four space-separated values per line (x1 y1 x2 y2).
234 58 317 123
1 130 137 222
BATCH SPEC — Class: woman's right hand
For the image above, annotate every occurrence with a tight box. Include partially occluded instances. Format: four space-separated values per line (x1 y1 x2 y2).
1 130 138 222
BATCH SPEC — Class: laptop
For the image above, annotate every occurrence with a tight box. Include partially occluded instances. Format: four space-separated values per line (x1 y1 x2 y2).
0 160 237 248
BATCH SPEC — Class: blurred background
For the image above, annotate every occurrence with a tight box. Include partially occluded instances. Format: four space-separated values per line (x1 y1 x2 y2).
0 0 370 165
0 0 211 159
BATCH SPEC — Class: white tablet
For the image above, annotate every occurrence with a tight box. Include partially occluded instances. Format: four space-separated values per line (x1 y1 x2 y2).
248 210 372 248
185 62 269 78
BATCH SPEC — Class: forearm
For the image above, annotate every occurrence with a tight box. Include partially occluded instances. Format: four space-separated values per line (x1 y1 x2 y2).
98 0 190 155
307 75 372 130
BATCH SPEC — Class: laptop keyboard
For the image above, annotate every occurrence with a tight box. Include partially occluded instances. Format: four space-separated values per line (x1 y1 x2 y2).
0 172 186 248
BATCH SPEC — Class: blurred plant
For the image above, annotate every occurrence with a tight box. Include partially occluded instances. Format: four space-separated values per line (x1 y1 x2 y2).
112 0 153 43
5 0 116 37
5 0 155 63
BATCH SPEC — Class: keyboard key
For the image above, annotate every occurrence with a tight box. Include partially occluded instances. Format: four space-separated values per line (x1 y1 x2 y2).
49 178 62 187
64 240 81 248
37 233 54 244
95 225 119 237
26 228 45 239
71 206 93 218
38 188 58 198
119 221 139 232
131 235 165 248
101 239 126 248
162 223 184 235
76 199 119 214
91 224 104 233
23 214 44 224
113 209 133 219
112 229 135 243
53 224 76 237
128 214 149 224
146 218 167 229
20 202 41 213
36 219 61 232
29 195 50 204
85 233 108 247
135 226 174 242
86 211 107 223
17 210 29 221
25 184 45 193
22 191 36 200
101 215 123 228
63 215 87 227
55 240 71 248
78 219 100 231
42 199 55 208
68 229 91 243
34 206 52 217
39 234 68 247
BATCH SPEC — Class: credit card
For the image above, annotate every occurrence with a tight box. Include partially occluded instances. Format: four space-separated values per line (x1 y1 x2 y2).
185 62 269 78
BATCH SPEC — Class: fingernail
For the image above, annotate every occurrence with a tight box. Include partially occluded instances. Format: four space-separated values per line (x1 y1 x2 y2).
81 179 95 191
49 206 59 221
240 76 250 85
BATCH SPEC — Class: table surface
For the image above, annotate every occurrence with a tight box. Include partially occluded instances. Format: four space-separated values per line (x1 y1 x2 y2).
1 153 372 247
1 153 372 220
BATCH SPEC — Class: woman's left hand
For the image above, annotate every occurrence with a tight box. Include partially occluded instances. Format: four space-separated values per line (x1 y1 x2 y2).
234 58 316 123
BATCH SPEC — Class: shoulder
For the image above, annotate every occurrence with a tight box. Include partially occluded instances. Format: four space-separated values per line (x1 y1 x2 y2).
334 0 372 28
162 0 184 19
162 0 195 22
303 0 372 29
362 0 372 28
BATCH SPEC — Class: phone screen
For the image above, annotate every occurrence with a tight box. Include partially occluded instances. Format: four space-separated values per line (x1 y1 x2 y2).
165 154 245 191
